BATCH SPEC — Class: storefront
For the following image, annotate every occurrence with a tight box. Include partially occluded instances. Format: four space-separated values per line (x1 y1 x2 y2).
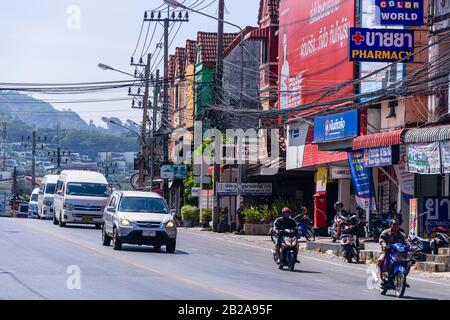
403 126 450 237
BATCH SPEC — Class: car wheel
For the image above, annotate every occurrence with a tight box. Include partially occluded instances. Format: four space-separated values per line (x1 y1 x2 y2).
154 245 161 251
102 225 111 246
166 240 176 254
94 224 102 230
58 213 66 227
52 213 58 225
112 228 122 251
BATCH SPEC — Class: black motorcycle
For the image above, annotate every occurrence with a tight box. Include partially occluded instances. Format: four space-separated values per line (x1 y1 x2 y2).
271 229 300 271
329 211 351 242
340 216 361 263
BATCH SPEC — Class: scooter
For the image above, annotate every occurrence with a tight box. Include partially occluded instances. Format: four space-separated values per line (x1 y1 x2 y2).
340 222 360 263
380 243 414 298
271 229 300 271
293 213 315 242
329 211 350 242
431 226 450 254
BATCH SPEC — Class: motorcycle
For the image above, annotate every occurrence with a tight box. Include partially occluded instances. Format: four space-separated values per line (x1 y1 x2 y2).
329 211 350 242
293 213 315 242
408 234 432 261
271 228 300 271
340 221 360 263
380 243 414 298
431 226 450 254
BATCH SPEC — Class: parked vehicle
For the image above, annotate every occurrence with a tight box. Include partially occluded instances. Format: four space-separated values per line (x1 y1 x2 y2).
408 234 433 257
329 211 351 242
102 191 177 253
28 188 39 218
14 203 29 218
37 175 58 219
380 243 414 298
271 228 299 271
293 213 315 242
340 220 360 263
431 226 450 254
53 170 110 228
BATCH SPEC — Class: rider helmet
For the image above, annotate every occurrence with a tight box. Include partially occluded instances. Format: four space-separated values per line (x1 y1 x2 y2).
334 201 344 212
281 207 291 217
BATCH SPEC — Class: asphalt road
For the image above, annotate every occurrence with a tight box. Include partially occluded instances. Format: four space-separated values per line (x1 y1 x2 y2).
1 217 450 300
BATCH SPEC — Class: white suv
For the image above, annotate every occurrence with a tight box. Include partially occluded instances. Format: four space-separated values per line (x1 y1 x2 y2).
102 191 177 253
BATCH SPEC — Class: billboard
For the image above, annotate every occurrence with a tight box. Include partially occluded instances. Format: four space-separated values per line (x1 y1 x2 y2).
313 110 359 142
375 0 424 26
278 0 355 110
349 27 414 62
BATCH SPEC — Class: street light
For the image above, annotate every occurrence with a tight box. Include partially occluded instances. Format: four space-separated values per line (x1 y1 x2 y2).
102 117 141 137
98 63 140 78
164 0 245 232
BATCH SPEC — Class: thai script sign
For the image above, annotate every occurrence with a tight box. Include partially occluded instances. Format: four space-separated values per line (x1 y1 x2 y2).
349 27 414 62
217 183 272 196
422 197 450 238
363 146 393 167
407 142 441 174
314 110 359 142
348 151 377 211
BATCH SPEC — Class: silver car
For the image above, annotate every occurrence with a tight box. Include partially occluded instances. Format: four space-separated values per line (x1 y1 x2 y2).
102 191 177 253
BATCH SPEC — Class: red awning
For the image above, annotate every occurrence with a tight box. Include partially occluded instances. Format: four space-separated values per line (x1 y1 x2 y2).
352 129 404 150
245 27 268 40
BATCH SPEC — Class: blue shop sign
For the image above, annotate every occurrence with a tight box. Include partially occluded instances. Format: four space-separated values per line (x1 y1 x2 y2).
375 0 424 26
363 146 392 167
314 110 359 143
349 27 414 63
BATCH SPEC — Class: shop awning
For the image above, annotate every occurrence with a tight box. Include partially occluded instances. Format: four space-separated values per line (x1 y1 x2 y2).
244 27 268 40
403 125 450 144
352 129 404 150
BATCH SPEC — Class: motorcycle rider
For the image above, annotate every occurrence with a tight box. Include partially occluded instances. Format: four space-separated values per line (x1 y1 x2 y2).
377 218 413 284
273 207 299 263
334 201 350 239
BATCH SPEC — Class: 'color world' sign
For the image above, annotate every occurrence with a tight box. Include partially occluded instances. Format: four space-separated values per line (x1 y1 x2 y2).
375 0 424 26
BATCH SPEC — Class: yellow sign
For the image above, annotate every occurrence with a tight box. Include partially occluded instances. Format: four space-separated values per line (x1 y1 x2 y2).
316 167 328 193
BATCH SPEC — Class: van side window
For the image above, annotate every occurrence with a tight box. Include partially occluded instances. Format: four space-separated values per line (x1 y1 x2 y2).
109 196 117 208
56 181 63 194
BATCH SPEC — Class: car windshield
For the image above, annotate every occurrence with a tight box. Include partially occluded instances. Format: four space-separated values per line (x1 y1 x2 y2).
30 194 38 202
66 183 108 197
118 197 168 214
45 183 56 194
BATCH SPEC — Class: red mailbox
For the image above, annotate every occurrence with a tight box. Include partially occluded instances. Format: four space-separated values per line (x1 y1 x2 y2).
313 193 327 229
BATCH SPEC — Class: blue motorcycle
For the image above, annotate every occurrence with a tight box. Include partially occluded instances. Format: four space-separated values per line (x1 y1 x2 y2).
380 243 413 298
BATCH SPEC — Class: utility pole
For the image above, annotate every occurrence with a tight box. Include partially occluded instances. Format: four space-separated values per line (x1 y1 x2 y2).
145 9 188 201
212 0 225 232
56 124 61 174
31 131 36 189
136 53 152 189
150 69 160 190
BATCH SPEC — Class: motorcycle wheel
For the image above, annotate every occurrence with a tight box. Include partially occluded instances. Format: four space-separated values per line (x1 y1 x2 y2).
332 237 337 243
288 251 295 271
394 272 406 298
380 285 387 296
305 228 315 242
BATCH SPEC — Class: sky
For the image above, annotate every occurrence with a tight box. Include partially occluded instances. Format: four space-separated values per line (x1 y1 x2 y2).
0 0 260 127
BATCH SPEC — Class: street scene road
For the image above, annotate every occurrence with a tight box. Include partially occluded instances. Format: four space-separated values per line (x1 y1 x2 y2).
1 217 450 300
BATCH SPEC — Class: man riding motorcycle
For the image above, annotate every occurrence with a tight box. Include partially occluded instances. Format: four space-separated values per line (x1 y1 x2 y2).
273 207 299 263
334 201 351 240
377 218 413 285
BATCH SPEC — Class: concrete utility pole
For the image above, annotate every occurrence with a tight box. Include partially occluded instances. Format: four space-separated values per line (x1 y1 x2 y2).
136 53 152 189
150 69 160 190
145 9 188 201
31 131 36 189
212 0 225 232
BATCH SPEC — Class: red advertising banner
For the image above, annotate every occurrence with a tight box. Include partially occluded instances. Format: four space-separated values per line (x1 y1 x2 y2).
278 0 355 110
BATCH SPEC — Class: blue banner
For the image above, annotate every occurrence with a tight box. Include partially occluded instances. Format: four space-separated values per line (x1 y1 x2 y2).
349 27 414 62
348 151 377 211
363 146 392 167
375 0 424 26
422 197 450 238
314 110 359 143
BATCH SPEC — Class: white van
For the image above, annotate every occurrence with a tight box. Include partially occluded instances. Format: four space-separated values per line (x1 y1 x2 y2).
37 175 59 219
28 188 40 218
53 170 110 228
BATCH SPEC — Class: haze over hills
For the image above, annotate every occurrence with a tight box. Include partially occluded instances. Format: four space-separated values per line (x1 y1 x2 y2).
0 91 90 130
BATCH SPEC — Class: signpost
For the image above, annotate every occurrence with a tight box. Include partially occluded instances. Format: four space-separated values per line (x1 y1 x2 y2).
217 183 272 196
313 110 360 143
160 164 187 179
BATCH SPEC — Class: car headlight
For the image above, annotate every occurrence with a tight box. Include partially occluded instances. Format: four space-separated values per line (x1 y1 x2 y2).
120 219 132 227
64 203 74 210
166 221 175 228
44 200 53 206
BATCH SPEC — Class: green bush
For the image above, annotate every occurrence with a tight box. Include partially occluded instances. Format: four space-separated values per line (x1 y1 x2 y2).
242 206 264 224
181 205 200 222
200 208 212 222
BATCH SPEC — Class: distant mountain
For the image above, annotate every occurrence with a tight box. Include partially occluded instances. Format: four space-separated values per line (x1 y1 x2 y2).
0 91 90 130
